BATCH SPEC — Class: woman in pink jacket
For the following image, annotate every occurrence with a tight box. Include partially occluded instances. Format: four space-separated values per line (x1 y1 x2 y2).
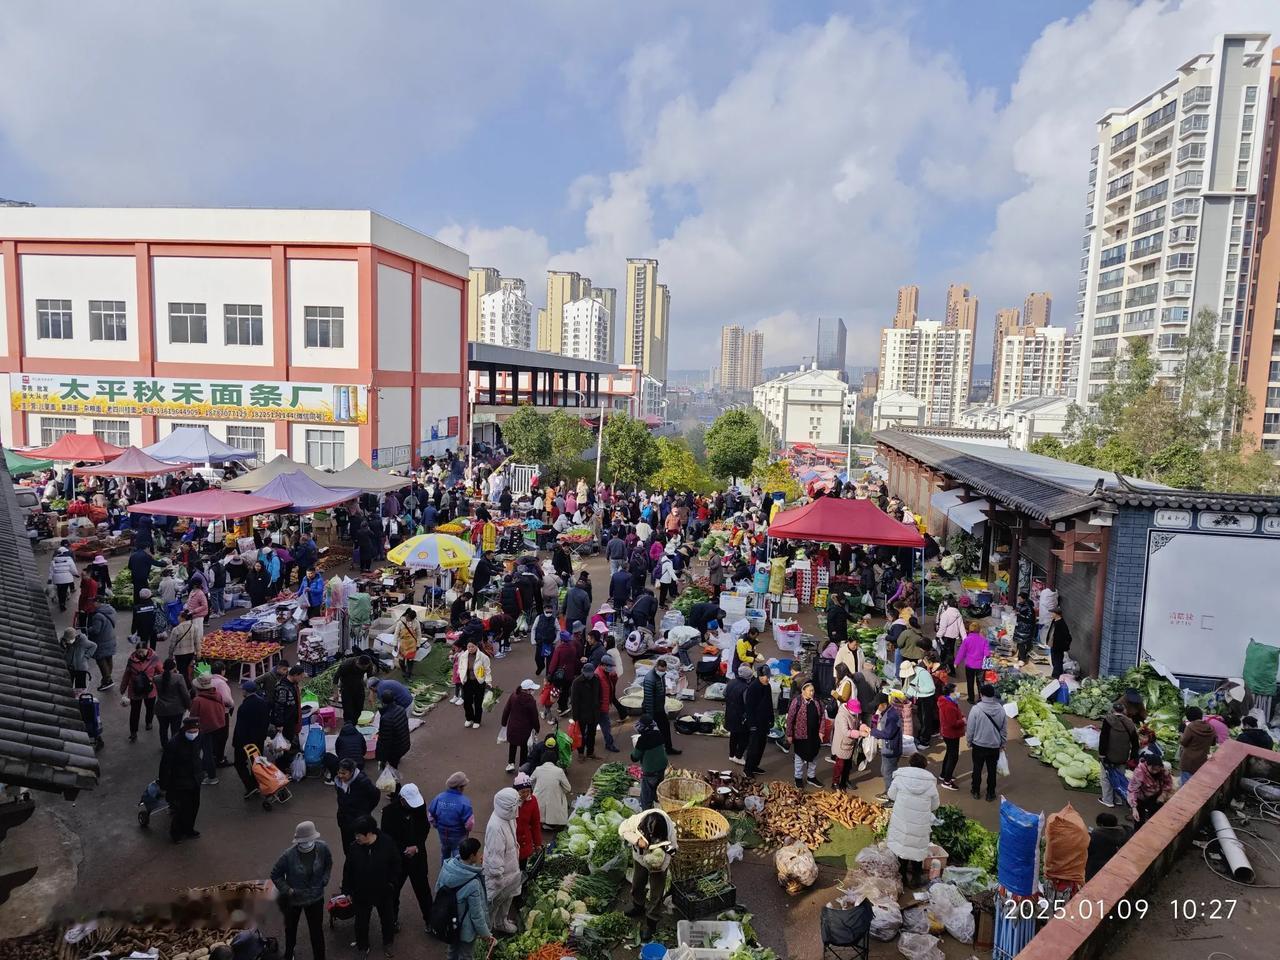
952 622 990 704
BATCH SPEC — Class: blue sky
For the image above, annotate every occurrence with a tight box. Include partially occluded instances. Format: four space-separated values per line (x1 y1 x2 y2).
1 1 1275 367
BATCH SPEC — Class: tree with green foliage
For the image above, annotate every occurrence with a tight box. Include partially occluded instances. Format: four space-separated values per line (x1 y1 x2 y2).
705 409 763 480
500 403 551 466
684 424 708 464
602 413 660 489
750 454 802 501
544 409 594 481
649 437 715 494
1041 308 1278 492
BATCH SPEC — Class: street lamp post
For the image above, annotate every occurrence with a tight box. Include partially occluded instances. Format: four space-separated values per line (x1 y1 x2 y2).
572 390 606 486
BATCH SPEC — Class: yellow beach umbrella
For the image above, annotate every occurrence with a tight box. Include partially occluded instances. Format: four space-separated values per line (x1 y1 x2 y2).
386 533 475 570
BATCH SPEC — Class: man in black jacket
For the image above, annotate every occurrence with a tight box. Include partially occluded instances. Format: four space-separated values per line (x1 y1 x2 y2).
471 553 494 610
375 691 411 770
562 581 591 628
127 545 166 603
343 815 401 958
742 665 776 778
158 716 204 843
687 601 724 634
640 658 681 755
334 759 381 855
724 665 752 765
381 784 432 932
1085 812 1131 879
627 589 658 633
232 679 271 800
336 655 372 726
1045 608 1072 679
609 565 633 610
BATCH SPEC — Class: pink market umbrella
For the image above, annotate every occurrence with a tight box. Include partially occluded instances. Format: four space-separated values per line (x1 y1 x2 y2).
126 489 291 521
74 446 187 478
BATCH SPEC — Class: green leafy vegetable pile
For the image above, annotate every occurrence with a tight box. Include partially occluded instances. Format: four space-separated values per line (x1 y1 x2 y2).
932 805 997 874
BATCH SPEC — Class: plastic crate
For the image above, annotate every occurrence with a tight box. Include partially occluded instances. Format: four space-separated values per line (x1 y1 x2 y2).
676 919 746 960
673 874 737 920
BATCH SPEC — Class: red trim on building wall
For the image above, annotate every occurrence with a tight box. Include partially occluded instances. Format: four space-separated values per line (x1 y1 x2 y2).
3 239 22 374
270 244 289 380
410 265 423 466
134 242 158 444
357 247 376 379
283 246 360 261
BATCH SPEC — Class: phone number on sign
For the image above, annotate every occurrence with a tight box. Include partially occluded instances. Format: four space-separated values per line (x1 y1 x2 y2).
1002 899 1238 922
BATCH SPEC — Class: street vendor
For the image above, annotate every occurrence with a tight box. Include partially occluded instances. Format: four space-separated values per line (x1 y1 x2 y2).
731 626 761 675
620 807 679 939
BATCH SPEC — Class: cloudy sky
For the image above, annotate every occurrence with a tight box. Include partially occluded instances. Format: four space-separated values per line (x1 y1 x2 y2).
2 0 1277 369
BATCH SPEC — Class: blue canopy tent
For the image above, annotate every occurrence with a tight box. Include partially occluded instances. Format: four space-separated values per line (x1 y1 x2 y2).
252 471 361 514
140 426 256 463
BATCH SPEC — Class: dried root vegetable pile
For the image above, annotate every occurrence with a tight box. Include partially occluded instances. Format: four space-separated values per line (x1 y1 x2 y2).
0 923 243 960
756 783 886 848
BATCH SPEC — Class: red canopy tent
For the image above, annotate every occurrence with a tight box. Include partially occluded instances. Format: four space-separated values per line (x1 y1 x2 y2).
73 446 186 478
126 489 290 520
26 434 126 462
768 496 924 548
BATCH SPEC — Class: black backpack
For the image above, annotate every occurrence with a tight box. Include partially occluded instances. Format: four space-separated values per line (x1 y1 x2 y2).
131 666 154 698
428 877 473 942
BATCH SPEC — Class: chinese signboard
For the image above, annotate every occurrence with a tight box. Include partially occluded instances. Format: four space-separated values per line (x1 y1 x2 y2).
9 373 368 425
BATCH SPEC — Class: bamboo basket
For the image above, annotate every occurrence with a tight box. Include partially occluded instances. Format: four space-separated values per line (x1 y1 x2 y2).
670 806 730 881
657 776 711 813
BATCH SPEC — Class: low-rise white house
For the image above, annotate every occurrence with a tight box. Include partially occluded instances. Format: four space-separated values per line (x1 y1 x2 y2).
871 390 926 431
753 366 849 445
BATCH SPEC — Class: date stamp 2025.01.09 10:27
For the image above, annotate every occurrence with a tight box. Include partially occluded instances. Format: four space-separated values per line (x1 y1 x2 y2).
1001 898 1237 922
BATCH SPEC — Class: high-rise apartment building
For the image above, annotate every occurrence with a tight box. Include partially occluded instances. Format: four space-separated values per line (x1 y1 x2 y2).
624 258 666 380
1075 33 1272 409
561 297 608 361
894 286 919 328
539 270 592 353
467 266 501 341
945 283 979 335
478 279 533 349
815 317 847 376
590 286 616 361
719 325 765 392
655 284 670 383
878 320 973 426
1023 292 1052 329
1242 46 1280 457
994 326 1069 405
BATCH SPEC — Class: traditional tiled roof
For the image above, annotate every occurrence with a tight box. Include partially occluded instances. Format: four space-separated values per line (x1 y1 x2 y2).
0 453 99 796
1101 487 1280 514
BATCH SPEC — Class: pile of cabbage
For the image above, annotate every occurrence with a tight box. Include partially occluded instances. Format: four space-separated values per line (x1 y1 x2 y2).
1017 690 1101 789
562 796 629 859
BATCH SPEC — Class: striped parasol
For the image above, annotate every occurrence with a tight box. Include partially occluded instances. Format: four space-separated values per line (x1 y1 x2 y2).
386 533 475 570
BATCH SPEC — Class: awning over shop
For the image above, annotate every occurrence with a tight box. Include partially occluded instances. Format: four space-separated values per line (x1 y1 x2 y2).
768 496 925 548
141 427 256 463
222 454 336 492
929 488 990 533
320 459 409 493
73 446 186 478
253 471 362 513
126 489 290 520
5 449 52 476
25 434 126 462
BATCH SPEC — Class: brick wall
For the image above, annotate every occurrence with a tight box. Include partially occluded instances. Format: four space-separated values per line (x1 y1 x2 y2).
1100 507 1153 676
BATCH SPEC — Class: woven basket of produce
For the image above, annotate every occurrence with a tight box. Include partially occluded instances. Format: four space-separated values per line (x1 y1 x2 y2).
657 777 712 813
670 806 730 881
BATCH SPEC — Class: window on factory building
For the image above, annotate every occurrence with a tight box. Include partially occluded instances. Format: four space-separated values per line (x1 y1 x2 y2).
40 416 76 446
92 419 130 448
304 306 344 348
89 300 128 341
227 425 266 461
305 429 345 469
224 304 264 346
36 299 73 340
168 302 208 344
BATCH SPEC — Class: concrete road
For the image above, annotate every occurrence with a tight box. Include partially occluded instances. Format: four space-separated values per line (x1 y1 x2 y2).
2 543 1079 959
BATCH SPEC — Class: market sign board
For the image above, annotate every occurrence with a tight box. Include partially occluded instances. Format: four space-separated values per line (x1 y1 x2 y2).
9 373 368 425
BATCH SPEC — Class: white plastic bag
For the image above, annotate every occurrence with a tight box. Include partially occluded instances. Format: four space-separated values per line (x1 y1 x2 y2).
898 932 944 960
375 763 399 794
497 725 508 744
901 906 931 934
861 591 873 607
289 753 306 782
1003 701 1019 719
774 841 819 894
744 795 765 814
1069 726 1101 752
927 882 975 944
855 842 901 880
727 843 744 864
869 900 903 941
996 750 1010 777
875 637 888 662
901 735 918 757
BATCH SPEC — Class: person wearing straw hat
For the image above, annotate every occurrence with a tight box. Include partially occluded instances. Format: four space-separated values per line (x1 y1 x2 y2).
270 821 333 960
381 783 433 933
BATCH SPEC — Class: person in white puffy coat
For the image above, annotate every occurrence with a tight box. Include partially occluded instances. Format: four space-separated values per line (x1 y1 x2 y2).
885 753 940 886
483 786 523 934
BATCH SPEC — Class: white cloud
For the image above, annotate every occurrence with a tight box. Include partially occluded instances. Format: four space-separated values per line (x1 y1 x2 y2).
434 224 551 293
958 0 1280 352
